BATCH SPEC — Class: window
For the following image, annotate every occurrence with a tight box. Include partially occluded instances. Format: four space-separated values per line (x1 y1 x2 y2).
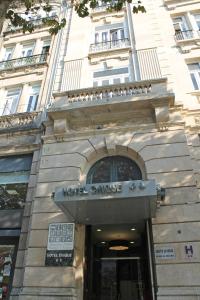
3 47 14 61
95 28 125 44
194 14 200 30
21 43 34 57
173 16 189 32
0 155 32 209
87 156 142 184
188 63 200 90
42 40 51 55
172 16 193 40
2 88 21 116
40 40 50 62
93 67 129 86
26 85 40 112
0 244 17 299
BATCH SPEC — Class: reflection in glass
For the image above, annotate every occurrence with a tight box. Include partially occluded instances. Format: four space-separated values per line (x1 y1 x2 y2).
0 245 15 300
0 183 28 210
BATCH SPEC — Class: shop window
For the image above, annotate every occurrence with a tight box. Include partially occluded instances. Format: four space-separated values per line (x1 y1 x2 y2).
87 156 142 184
0 242 17 300
188 63 200 90
0 155 32 210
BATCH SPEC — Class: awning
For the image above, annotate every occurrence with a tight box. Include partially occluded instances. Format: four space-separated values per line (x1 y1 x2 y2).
54 180 159 225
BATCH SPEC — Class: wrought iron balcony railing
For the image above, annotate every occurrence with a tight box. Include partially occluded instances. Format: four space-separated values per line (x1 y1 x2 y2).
91 1 121 12
175 30 195 41
4 16 58 36
89 38 130 53
0 53 48 71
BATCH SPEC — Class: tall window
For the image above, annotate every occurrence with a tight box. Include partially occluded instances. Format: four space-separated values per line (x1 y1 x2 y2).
188 63 200 90
87 156 142 184
173 16 189 32
95 28 125 44
26 84 40 112
0 155 32 209
3 47 14 61
40 40 50 62
172 16 193 40
2 88 21 115
21 43 34 57
194 14 200 30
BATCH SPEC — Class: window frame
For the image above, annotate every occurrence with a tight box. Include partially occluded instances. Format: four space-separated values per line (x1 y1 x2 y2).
3 47 14 61
21 43 35 57
188 62 200 90
26 84 40 112
94 28 125 44
2 88 21 116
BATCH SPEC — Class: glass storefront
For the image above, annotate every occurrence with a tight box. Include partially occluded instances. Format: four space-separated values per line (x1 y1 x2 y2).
0 245 16 300
0 155 32 298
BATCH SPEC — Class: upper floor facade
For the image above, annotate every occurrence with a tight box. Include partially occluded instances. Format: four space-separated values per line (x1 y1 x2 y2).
0 1 63 121
0 0 200 129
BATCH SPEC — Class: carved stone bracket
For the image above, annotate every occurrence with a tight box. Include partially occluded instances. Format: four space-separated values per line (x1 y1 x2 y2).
54 118 69 135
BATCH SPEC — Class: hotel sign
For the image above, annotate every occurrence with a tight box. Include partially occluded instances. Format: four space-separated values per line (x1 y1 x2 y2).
54 180 155 201
64 182 123 196
53 180 158 225
45 223 74 266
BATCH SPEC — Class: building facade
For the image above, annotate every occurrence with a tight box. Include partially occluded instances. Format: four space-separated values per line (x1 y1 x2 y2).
0 0 200 299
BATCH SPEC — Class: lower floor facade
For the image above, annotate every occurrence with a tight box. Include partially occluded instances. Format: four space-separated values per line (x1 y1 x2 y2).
0 105 200 300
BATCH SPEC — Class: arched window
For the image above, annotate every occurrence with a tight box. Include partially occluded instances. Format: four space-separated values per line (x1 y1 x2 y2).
87 156 142 184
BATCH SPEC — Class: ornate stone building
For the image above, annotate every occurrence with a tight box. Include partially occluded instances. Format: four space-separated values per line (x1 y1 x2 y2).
0 0 200 299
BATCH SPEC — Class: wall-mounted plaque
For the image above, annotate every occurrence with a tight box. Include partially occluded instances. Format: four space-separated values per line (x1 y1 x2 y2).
155 247 176 259
45 223 75 266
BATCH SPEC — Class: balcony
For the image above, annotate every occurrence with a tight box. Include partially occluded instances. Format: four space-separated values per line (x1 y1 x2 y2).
0 53 48 72
89 38 130 56
49 78 174 132
3 16 57 36
90 1 125 19
175 30 200 41
0 111 42 133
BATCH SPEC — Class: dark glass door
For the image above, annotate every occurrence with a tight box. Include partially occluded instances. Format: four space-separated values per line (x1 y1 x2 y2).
99 258 143 300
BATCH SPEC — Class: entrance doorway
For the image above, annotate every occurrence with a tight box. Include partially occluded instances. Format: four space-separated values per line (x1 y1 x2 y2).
84 223 154 300
97 257 143 300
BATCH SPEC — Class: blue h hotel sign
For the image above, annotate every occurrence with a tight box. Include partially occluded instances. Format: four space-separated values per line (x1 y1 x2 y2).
45 223 75 266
